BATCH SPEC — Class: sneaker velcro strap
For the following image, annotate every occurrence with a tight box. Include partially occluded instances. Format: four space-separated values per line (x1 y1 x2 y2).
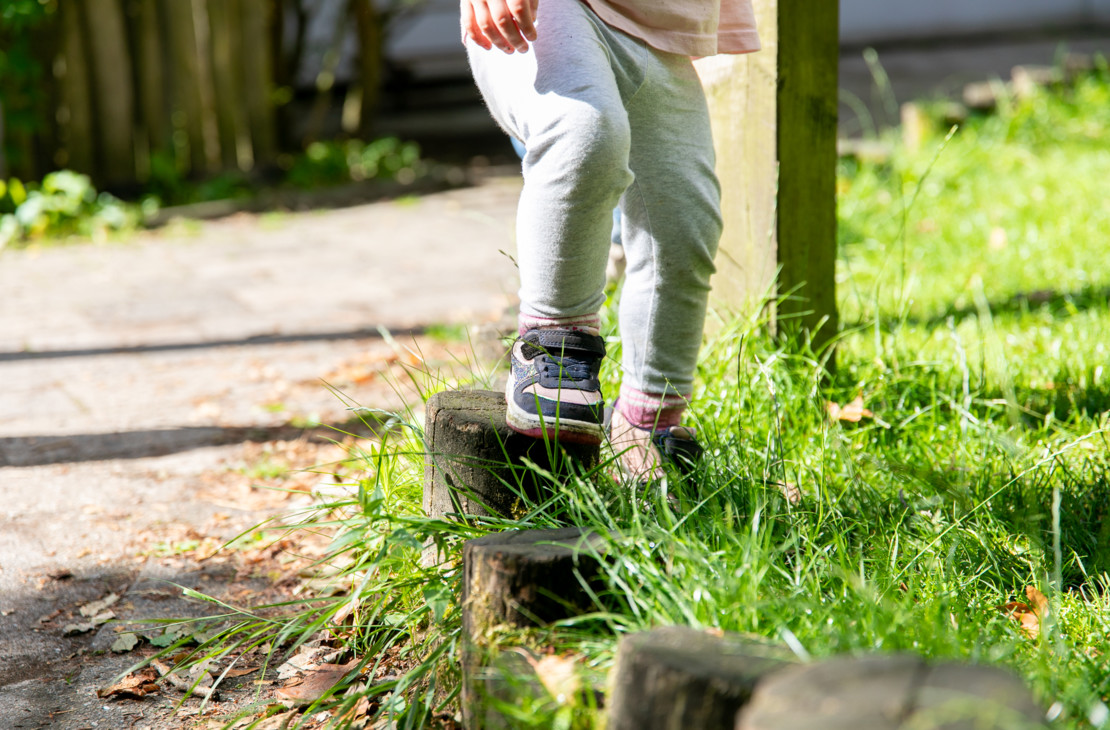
522 329 606 358
653 430 702 473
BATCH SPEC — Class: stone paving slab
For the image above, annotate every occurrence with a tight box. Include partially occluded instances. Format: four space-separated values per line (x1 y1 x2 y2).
0 176 521 354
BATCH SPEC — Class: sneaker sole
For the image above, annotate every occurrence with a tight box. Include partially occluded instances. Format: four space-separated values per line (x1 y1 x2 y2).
504 380 605 445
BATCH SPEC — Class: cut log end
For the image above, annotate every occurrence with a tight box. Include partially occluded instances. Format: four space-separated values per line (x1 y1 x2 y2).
737 655 1046 730
462 527 603 637
607 626 791 730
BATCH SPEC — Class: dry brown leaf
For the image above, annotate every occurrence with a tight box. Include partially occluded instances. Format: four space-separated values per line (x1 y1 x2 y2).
331 596 360 626
111 633 140 653
1000 587 1048 638
276 660 359 706
91 610 116 626
526 653 580 702
152 658 220 700
1026 585 1049 615
80 593 120 618
222 665 260 678
826 394 874 423
775 481 802 505
96 666 160 699
254 711 300 730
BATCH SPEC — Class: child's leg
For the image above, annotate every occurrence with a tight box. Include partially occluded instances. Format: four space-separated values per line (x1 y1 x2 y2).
466 0 633 333
616 50 723 429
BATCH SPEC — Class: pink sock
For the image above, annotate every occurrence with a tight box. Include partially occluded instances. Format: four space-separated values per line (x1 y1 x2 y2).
518 313 601 336
617 385 688 430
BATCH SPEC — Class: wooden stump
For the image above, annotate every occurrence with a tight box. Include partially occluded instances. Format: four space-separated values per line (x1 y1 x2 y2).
462 527 605 730
462 527 604 637
606 626 791 730
423 390 599 523
737 654 1046 730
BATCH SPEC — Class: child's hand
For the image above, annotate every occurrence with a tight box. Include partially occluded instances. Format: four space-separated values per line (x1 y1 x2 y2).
462 0 539 54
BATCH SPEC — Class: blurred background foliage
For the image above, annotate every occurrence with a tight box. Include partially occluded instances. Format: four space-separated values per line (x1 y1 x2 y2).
0 0 434 245
0 0 424 192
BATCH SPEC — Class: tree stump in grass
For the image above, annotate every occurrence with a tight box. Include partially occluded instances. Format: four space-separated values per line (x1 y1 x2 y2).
462 527 605 729
423 389 599 522
736 654 1046 730
462 527 604 637
607 626 792 730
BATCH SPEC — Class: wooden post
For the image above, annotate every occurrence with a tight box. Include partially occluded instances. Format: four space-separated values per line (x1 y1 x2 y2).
239 0 277 166
78 0 136 185
461 527 604 730
607 626 790 730
58 1 95 176
135 0 169 180
737 655 1045 729
462 528 604 636
206 0 252 171
698 0 840 357
423 390 599 523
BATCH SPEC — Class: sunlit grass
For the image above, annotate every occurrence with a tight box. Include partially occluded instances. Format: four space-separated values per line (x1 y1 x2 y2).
158 67 1110 729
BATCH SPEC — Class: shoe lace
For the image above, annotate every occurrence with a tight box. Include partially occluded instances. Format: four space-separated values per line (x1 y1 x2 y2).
539 353 593 382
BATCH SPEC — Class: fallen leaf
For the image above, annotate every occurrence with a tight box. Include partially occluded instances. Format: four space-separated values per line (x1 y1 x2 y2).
91 611 116 626
63 622 96 636
1026 585 1049 615
526 653 580 702
37 609 62 624
96 666 160 699
774 481 802 505
111 633 140 653
331 596 360 626
276 661 359 706
222 665 260 678
152 659 220 700
80 593 120 618
147 624 192 647
1000 601 1040 637
826 394 874 423
1000 587 1048 638
252 711 299 730
275 645 340 680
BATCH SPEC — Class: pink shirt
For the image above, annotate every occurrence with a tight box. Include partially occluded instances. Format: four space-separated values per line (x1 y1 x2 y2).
583 0 760 56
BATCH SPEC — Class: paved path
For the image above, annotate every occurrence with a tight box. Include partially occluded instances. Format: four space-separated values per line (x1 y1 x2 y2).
0 175 521 728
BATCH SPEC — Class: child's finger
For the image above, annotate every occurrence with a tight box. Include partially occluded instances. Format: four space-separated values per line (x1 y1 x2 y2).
461 0 492 50
470 0 518 53
507 0 537 41
485 0 531 52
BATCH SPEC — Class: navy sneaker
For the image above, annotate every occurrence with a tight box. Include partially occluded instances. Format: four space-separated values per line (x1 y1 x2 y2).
505 328 606 444
608 406 702 483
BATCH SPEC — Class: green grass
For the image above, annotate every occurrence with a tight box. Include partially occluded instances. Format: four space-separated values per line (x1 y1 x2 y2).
160 68 1110 729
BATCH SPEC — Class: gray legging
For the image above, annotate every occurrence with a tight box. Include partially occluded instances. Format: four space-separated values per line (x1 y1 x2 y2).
466 0 722 400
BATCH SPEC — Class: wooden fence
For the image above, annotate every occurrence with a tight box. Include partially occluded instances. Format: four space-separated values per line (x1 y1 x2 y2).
1 0 388 188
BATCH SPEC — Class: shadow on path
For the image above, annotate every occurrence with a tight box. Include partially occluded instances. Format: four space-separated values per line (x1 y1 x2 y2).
0 325 429 363
0 420 383 468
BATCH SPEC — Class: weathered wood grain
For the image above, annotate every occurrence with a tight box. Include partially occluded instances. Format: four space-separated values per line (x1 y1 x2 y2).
737 654 1046 729
607 626 791 730
462 527 604 730
700 0 839 358
422 389 599 525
